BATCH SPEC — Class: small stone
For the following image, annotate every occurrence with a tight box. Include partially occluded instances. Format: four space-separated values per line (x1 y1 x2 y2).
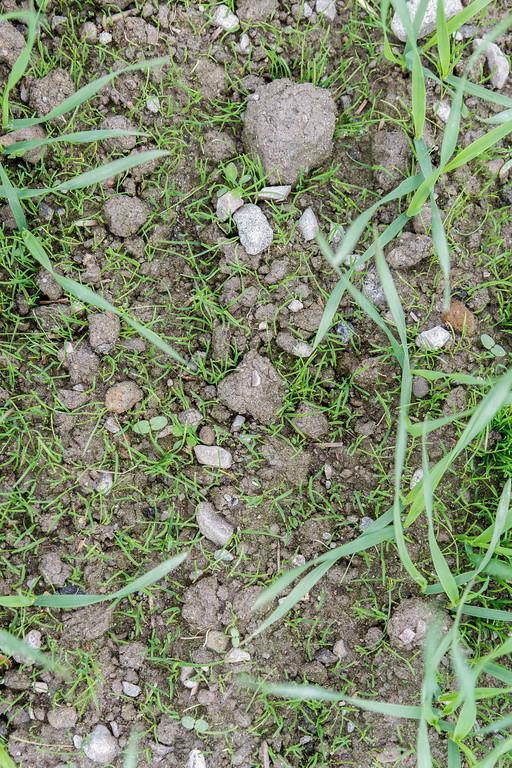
47 706 78 730
198 425 215 445
410 467 423 489
297 207 319 241
475 39 510 90
335 320 355 344
412 376 429 399
236 33 251 55
293 401 329 439
230 414 246 432
225 647 251 663
206 630 229 653
100 115 137 152
187 750 207 768
122 681 141 697
119 642 147 669
416 326 451 351
105 380 143 413
442 300 475 335
359 516 373 531
13 630 42 666
36 268 63 300
196 502 234 546
316 648 337 666
83 724 119 764
80 22 98 42
217 350 285 424
98 31 113 44
0 21 25 67
391 0 463 42
316 0 336 20
258 185 292 202
103 195 149 237
194 445 233 469
216 191 244 221
386 234 432 269
333 639 348 659
213 4 239 31
146 95 160 113
288 299 304 312
233 204 273 255
363 268 386 307
434 100 451 124
178 408 203 427
277 332 313 358
88 312 120 354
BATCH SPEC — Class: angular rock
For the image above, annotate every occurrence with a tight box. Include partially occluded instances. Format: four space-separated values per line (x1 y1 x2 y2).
103 195 150 237
29 69 75 118
391 0 463 42
36 268 63 300
178 408 203 426
476 40 510 90
293 401 329 439
122 681 141 697
83 724 119 764
217 350 285 424
257 185 291 202
216 191 244 221
233 204 273 255
297 207 319 241
196 501 234 546
372 129 411 192
416 326 451 350
316 0 336 21
213 4 239 30
105 380 143 413
237 0 277 21
225 647 251 663
0 21 25 67
194 444 233 469
88 312 120 354
243 79 337 184
386 233 432 269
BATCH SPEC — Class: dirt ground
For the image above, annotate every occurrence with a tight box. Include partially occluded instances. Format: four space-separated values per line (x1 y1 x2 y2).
1 1 512 767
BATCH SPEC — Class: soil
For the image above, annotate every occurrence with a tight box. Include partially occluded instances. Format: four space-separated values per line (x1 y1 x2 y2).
0 1 511 767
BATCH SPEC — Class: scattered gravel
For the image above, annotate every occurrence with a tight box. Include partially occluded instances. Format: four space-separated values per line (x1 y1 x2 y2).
416 326 451 350
83 724 119 764
194 445 233 469
196 501 234 546
103 195 150 237
233 204 273 255
105 380 143 413
0 21 25 66
243 78 337 184
391 0 463 41
216 191 244 221
88 312 120 354
217 350 285 424
297 207 319 241
476 39 510 89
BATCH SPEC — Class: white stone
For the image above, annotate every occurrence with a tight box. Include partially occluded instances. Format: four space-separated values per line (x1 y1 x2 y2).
391 0 463 42
194 444 233 469
225 647 251 663
292 340 314 357
196 502 234 546
233 204 273 255
213 4 239 31
316 0 336 21
298 207 319 241
83 725 119 764
333 639 348 659
258 185 292 202
187 750 207 768
146 96 160 113
434 100 451 123
98 31 112 44
216 191 244 221
230 414 246 432
122 681 141 697
416 325 451 350
236 33 251 55
410 467 424 489
476 39 510 90
288 299 304 312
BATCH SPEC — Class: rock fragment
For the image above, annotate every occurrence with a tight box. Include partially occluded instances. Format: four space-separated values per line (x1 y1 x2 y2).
476 39 510 89
83 725 119 765
213 4 239 30
105 381 143 413
388 598 450 650
233 204 273 255
297 207 319 241
442 300 475 335
391 0 463 42
194 445 233 469
216 191 244 221
196 501 234 545
88 312 121 354
416 326 451 350
217 350 285 424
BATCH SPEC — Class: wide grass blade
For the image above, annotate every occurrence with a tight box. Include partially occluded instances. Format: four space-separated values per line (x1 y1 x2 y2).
52 149 169 193
10 57 169 129
0 628 63 674
34 551 188 609
22 230 190 367
448 740 461 768
461 605 512 622
436 0 450 78
0 163 26 229
471 481 511 579
2 7 38 127
452 638 477 739
2 129 145 157
424 0 493 51
252 562 312 611
417 719 432 768
444 121 512 173
408 408 474 437
412 50 426 138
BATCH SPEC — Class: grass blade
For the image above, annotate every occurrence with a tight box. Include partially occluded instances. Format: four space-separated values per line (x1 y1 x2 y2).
0 163 26 229
424 0 493 51
2 6 38 127
417 719 432 768
475 735 512 768
436 0 450 78
448 740 461 768
22 230 190 367
0 628 64 674
412 50 426 138
53 150 169 193
452 638 477 739
2 129 145 156
444 121 512 173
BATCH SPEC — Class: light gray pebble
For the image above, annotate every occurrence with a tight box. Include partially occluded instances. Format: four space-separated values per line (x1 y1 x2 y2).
416 326 451 350
216 191 244 221
83 724 119 764
391 0 462 41
297 207 319 241
194 445 233 469
196 502 234 546
213 4 239 30
234 204 273 255
258 185 291 202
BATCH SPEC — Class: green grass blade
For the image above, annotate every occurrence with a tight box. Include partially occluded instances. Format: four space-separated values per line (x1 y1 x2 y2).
444 120 512 173
252 562 312 611
412 50 426 139
484 108 512 124
0 163 26 229
0 744 16 768
472 481 511 579
430 198 451 309
343 279 404 364
476 713 512 735
0 629 64 674
2 6 37 127
484 662 512 685
424 0 493 51
452 638 477 740
407 169 442 217
462 605 512 621
448 740 461 768
410 369 490 386
408 408 474 437
436 0 450 78
417 719 432 768
123 732 142 768
2 129 145 156
53 149 169 193
34 551 187 609
22 230 190 367
10 57 169 129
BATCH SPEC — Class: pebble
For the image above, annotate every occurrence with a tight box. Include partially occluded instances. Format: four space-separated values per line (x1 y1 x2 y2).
194 445 233 469
225 647 251 663
297 207 319 241
277 332 314 358
47 706 78 730
475 39 510 89
196 502 234 546
288 299 304 312
146 96 160 113
412 376 429 399
316 0 336 20
178 408 202 426
236 33 251 55
230 414 246 432
213 4 239 31
216 191 244 221
359 516 373 531
187 750 207 768
410 468 424 489
98 31 112 44
335 320 355 344
333 638 348 659
206 630 229 653
13 630 42 666
122 681 141 697
416 326 451 350
105 380 143 413
391 0 462 41
316 648 338 666
80 22 97 42
198 425 215 445
83 724 119 764
434 100 451 124
258 185 292 202
233 204 273 255
442 299 475 335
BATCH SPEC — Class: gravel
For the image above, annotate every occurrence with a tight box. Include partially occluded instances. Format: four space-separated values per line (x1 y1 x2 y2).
416 326 451 350
83 724 119 764
196 501 234 546
243 78 337 184
103 195 150 237
88 312 120 354
216 191 244 221
316 0 336 20
194 445 233 469
391 0 463 41
225 647 251 663
233 204 273 255
217 350 285 424
297 207 319 241
105 380 143 413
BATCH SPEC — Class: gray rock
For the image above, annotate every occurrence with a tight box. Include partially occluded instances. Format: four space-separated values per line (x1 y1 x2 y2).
293 402 329 439
316 0 336 20
80 21 98 42
233 204 273 255
206 630 229 653
386 233 432 269
88 312 120 354
362 268 386 307
83 725 119 764
217 350 285 424
225 647 251 663
39 552 71 587
412 376 429 398
237 0 277 21
476 39 510 89
29 69 75 118
391 0 463 42
105 380 143 413
258 185 291 202
47 706 77 730
333 638 348 659
316 648 338 665
213 4 239 30
416 326 451 350
36 268 63 300
243 79 337 184
187 750 207 768
122 681 141 697
100 115 137 152
196 501 234 546
0 21 25 67
434 100 451 124
236 33 251 55
288 299 304 312
194 445 233 469
103 195 149 237
372 129 411 192
1 125 47 164
277 332 313 357
297 207 319 241
216 191 244 221
178 408 203 426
